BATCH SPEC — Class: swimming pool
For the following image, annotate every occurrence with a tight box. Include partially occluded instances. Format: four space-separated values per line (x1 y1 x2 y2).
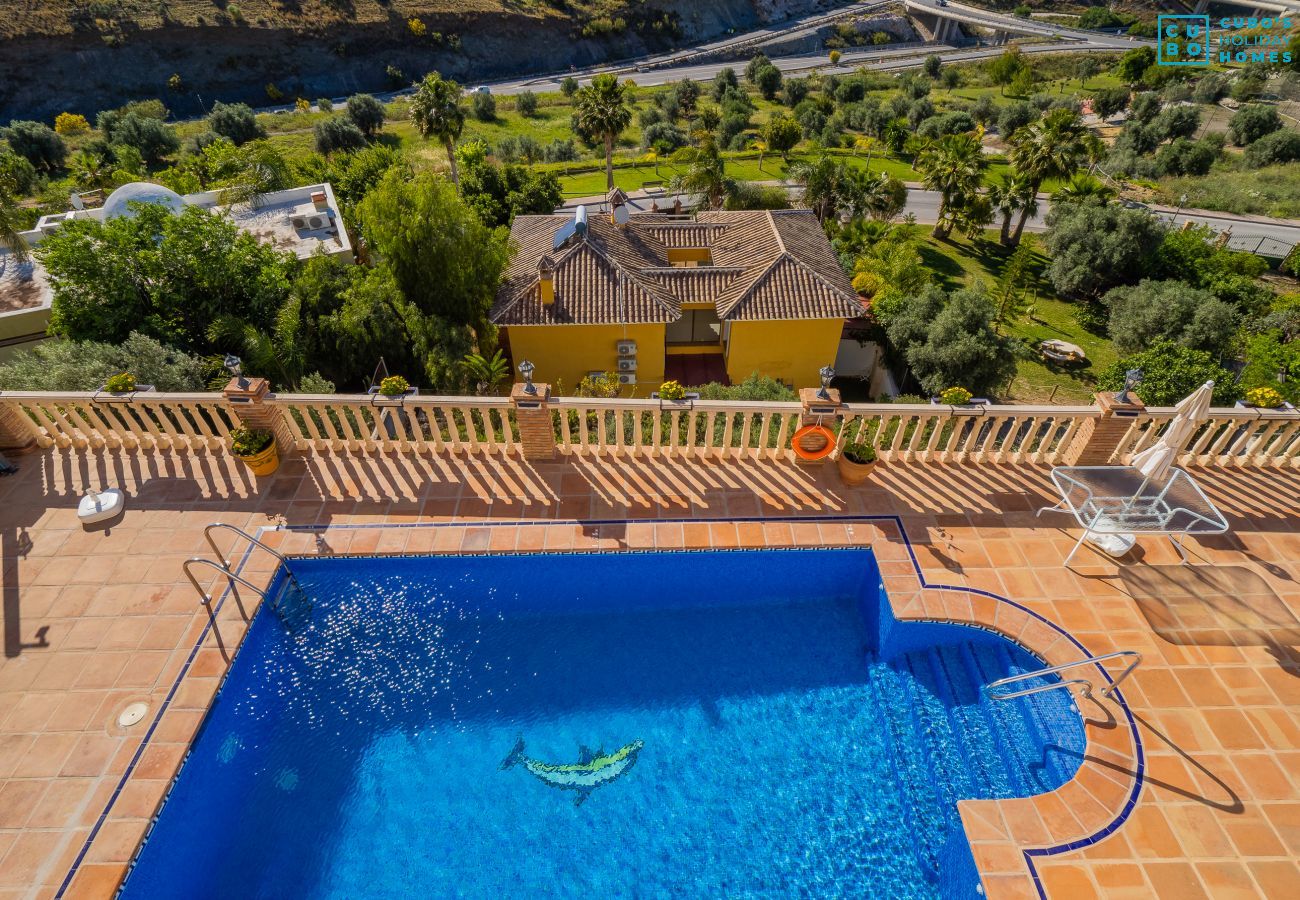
121 548 1084 898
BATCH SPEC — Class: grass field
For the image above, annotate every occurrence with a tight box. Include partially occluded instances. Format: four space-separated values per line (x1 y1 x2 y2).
917 230 1118 404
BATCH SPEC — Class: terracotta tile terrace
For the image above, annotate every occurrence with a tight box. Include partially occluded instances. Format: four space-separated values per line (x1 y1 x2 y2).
0 395 1298 898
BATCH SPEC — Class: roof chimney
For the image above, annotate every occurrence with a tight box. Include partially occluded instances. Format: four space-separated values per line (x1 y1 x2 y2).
538 255 556 306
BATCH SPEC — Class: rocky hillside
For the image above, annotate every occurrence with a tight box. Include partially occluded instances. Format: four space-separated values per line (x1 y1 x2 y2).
0 0 849 123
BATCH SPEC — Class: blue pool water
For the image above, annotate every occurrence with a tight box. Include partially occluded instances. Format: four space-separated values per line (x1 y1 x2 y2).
121 549 1084 898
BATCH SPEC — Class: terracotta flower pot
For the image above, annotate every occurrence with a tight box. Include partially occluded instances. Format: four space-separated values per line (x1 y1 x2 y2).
837 453 877 486
235 441 280 476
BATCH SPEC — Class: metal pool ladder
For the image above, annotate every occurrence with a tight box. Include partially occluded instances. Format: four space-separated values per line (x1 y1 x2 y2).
183 525 312 625
983 650 1142 702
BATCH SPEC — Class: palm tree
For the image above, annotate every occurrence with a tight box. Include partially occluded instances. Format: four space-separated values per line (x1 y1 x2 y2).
916 132 986 239
987 171 1037 247
669 140 731 209
575 74 633 192
1006 108 1100 245
410 72 466 186
70 149 111 189
789 155 850 223
0 180 28 263
851 169 908 221
1052 173 1115 205
461 349 511 395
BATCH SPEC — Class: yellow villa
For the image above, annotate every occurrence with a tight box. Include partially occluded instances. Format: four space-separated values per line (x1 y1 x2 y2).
490 198 863 392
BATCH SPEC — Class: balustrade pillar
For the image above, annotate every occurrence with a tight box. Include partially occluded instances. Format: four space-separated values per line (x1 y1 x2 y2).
0 401 40 455
796 387 843 466
511 382 557 461
223 378 295 455
1062 392 1145 466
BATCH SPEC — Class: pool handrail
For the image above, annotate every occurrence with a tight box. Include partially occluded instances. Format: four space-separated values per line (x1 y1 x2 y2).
983 649 1142 702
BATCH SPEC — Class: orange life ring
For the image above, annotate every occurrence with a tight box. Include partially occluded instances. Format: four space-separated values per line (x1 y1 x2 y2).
791 424 837 461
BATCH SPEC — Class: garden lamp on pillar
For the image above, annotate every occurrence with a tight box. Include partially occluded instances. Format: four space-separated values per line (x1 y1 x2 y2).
1116 368 1142 405
519 359 537 395
817 366 835 400
224 354 246 390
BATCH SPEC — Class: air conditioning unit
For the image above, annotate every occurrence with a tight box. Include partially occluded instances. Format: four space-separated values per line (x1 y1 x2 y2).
617 358 637 372
616 339 637 356
293 212 332 231
617 373 636 385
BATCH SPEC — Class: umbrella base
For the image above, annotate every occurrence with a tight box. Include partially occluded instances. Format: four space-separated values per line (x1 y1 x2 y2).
1085 529 1136 557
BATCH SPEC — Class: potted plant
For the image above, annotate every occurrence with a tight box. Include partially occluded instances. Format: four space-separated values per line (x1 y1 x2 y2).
1239 387 1293 410
651 379 699 406
368 374 417 405
230 427 279 476
932 386 988 406
94 372 155 403
837 438 878 486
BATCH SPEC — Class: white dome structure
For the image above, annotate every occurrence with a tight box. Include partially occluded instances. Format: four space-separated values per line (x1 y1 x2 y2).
101 182 186 221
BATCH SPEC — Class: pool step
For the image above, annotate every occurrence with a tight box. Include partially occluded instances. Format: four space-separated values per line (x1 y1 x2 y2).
874 640 1083 883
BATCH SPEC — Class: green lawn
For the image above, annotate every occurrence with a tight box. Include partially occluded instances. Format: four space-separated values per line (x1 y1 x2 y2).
916 230 1118 404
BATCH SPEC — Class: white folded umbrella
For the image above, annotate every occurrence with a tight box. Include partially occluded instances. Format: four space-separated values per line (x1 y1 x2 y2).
1130 380 1215 483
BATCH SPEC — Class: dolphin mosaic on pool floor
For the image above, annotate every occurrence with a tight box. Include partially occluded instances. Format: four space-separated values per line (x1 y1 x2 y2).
1 449 1297 899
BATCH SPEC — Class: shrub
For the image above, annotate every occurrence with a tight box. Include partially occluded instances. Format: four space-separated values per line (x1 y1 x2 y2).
515 90 538 117
314 117 367 154
295 97 311 113
754 64 783 101
996 101 1036 137
407 16 427 36
54 112 89 135
1243 129 1300 168
230 427 273 456
378 374 410 395
1097 342 1239 407
1245 386 1284 408
1103 279 1238 355
103 372 136 392
107 113 180 165
471 91 496 122
2 121 67 171
1229 104 1282 146
346 94 386 138
938 386 973 404
783 77 810 107
0 332 209 392
208 101 265 145
1154 137 1215 177
317 98 333 113
560 76 579 98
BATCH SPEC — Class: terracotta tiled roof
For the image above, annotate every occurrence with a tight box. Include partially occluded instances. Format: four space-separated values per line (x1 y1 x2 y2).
491 209 859 325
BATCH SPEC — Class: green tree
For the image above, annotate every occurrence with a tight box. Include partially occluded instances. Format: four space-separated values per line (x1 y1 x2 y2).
3 121 66 172
745 53 772 84
916 131 988 239
0 332 209 391
886 286 1019 396
106 113 179 166
992 236 1037 332
1228 104 1283 146
1005 108 1098 246
1243 129 1300 168
471 91 497 122
1097 341 1239 406
754 64 783 101
1090 86 1130 120
850 227 931 322
1042 199 1166 299
346 94 387 138
455 141 563 228
207 102 266 146
38 204 292 352
357 170 510 361
0 151 38 195
560 76 580 98
987 48 1027 96
761 114 802 161
1116 47 1156 85
314 117 367 155
923 54 942 78
410 72 467 186
574 74 633 192
1103 279 1239 355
